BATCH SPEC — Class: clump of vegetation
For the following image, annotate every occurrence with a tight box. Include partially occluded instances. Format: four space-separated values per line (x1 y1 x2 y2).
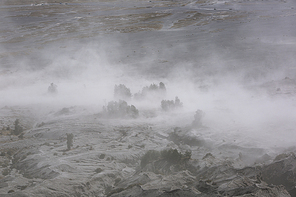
12 119 23 136
114 84 132 101
8 190 15 194
48 83 57 94
161 96 183 111
134 82 166 101
191 109 205 128
66 133 74 150
102 100 139 118
95 168 103 173
99 154 106 159
140 148 191 168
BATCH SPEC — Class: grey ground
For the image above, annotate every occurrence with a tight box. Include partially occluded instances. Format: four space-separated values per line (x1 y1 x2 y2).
1 0 296 196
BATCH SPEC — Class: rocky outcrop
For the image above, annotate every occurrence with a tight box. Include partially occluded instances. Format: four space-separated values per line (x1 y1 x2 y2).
261 152 296 196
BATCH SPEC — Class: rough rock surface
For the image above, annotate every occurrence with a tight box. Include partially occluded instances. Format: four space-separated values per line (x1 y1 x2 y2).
0 105 294 196
1 0 296 196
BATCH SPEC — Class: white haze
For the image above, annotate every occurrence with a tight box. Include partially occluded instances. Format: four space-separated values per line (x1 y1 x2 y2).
1 0 296 157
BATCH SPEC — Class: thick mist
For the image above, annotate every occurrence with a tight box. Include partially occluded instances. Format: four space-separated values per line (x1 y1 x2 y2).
1 0 296 156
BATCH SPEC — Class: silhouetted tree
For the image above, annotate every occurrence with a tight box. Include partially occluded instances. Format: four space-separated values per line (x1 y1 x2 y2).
48 83 57 94
134 82 166 101
159 82 166 91
129 105 139 118
114 84 132 100
192 109 205 128
66 133 74 150
161 100 175 111
13 119 23 136
161 96 183 111
174 96 183 108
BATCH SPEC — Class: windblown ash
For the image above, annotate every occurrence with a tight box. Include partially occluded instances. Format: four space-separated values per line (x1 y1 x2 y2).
0 0 296 196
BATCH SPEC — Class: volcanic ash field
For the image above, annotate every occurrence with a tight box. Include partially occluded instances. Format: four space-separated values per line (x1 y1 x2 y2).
1 0 296 196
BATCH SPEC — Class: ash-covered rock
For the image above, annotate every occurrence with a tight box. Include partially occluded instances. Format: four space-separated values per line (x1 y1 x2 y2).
169 127 206 147
107 151 292 197
261 152 296 196
0 106 294 197
12 152 59 180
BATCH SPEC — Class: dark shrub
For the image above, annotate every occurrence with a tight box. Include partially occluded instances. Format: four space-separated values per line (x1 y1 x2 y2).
95 168 103 173
99 154 106 159
13 119 23 136
192 110 205 128
161 96 183 111
161 100 174 111
129 105 139 118
159 82 166 91
103 100 139 118
48 83 57 94
174 96 183 108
